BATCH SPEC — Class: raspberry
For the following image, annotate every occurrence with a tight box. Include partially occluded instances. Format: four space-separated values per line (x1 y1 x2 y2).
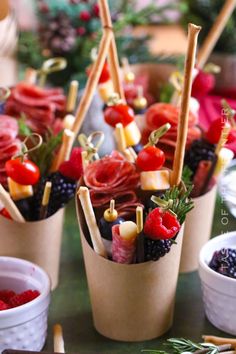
144 207 180 240
0 290 16 303
144 237 172 261
9 290 40 308
192 69 215 100
209 248 236 279
0 300 9 311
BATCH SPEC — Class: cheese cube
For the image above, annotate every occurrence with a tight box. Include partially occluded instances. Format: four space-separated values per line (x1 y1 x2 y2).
124 121 141 146
98 80 114 103
140 170 170 191
8 177 33 201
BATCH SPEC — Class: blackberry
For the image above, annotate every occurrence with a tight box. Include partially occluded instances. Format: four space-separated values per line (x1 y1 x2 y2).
33 172 76 219
144 237 172 262
184 139 216 175
209 248 236 279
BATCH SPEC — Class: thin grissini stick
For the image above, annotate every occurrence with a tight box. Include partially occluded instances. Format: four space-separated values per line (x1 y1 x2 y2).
72 29 113 139
66 80 79 113
115 123 127 152
24 68 37 85
53 324 65 353
198 0 236 69
171 23 201 186
98 0 125 101
78 187 108 258
51 129 75 172
40 182 52 220
0 184 25 223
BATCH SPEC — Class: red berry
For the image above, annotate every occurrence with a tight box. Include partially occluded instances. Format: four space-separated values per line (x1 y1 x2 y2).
104 104 134 128
76 27 86 36
144 208 180 240
0 300 9 311
137 146 165 171
59 147 83 180
205 117 225 144
0 290 16 303
86 61 110 84
9 290 40 308
92 3 99 17
79 11 91 21
192 70 215 100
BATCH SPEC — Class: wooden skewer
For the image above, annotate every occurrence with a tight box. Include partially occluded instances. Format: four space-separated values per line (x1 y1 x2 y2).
171 23 201 186
198 0 236 69
53 324 65 353
136 206 143 234
203 335 236 349
51 129 75 172
0 184 25 223
78 187 107 258
98 0 125 101
72 28 113 139
39 182 52 220
115 123 127 152
66 80 79 113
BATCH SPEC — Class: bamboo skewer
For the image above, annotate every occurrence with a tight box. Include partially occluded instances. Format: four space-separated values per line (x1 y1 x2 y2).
98 0 125 101
198 0 236 69
72 28 113 139
171 23 201 186
136 206 143 234
40 181 52 220
0 184 25 223
78 187 108 258
53 324 65 353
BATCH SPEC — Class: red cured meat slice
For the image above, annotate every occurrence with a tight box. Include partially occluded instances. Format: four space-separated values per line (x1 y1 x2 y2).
112 224 136 264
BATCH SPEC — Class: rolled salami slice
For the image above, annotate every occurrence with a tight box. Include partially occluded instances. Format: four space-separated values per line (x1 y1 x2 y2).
112 222 138 264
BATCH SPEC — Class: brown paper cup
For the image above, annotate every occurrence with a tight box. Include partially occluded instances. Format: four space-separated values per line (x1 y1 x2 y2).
76 198 184 341
0 208 64 290
179 186 217 273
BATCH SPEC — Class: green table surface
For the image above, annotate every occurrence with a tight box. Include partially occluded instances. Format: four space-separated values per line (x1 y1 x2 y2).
44 194 236 354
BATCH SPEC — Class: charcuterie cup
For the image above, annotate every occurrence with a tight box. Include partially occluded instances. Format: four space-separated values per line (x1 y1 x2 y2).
0 208 64 290
180 186 217 273
76 193 184 341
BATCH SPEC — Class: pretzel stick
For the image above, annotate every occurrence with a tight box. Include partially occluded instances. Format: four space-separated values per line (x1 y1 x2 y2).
203 335 236 349
98 0 125 101
171 23 201 186
78 186 107 258
198 0 236 69
51 129 75 172
53 324 65 353
0 184 25 223
72 29 112 139
66 80 79 113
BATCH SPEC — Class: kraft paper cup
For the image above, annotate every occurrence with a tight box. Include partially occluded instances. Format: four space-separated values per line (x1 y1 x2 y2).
0 208 64 290
76 196 184 342
180 185 217 273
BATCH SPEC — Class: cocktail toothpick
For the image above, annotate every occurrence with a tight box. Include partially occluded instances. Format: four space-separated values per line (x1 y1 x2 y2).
198 0 236 69
0 184 25 223
53 324 65 353
66 80 79 113
78 186 108 258
136 206 143 234
40 181 52 220
51 129 75 172
171 23 201 186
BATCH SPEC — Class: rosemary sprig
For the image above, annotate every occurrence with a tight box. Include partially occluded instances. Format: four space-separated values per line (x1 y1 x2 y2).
151 185 194 225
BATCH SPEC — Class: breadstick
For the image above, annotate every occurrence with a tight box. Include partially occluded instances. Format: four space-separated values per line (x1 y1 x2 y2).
98 0 125 101
51 129 75 172
78 187 107 258
66 80 79 113
72 29 112 138
53 324 65 353
171 23 201 186
198 0 236 68
203 335 236 349
0 184 25 223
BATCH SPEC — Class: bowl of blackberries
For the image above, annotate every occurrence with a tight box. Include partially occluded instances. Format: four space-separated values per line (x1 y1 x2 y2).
199 231 236 335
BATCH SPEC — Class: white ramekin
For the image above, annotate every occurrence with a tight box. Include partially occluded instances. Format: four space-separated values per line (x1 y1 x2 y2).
0 257 51 352
199 231 236 335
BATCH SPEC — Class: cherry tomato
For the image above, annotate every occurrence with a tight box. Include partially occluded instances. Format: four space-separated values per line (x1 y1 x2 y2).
205 117 225 144
86 61 110 84
5 158 40 185
104 104 135 128
136 146 165 171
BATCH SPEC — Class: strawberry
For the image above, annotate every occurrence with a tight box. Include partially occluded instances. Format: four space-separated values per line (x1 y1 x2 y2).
144 207 180 240
0 300 9 311
192 69 215 100
9 290 40 308
0 290 15 303
59 147 83 180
